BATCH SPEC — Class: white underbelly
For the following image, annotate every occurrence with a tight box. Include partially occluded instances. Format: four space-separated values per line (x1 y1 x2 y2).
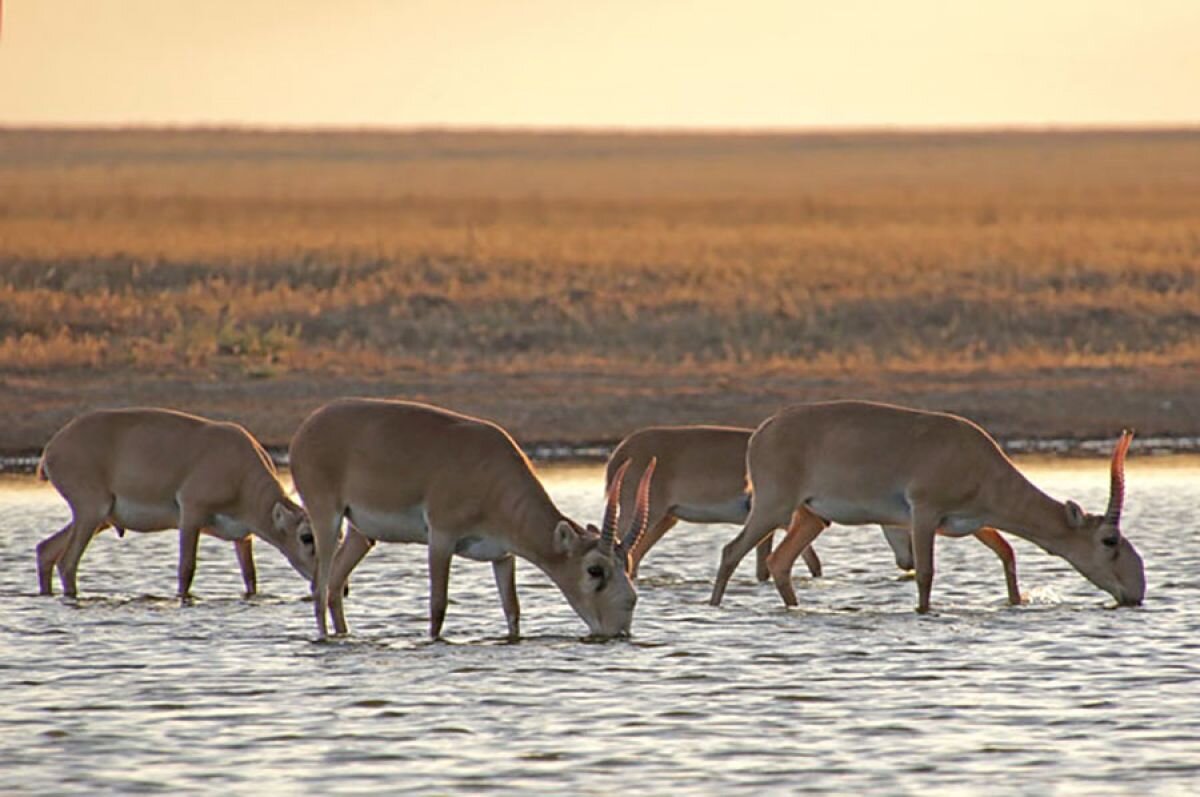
110 497 179 532
806 493 911 527
346 504 429 545
455 534 510 562
940 514 985 537
206 513 252 541
673 496 749 525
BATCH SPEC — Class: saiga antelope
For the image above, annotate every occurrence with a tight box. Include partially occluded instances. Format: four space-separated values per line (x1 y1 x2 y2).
608 425 1021 605
288 398 657 641
708 401 1144 611
607 426 815 581
36 408 316 599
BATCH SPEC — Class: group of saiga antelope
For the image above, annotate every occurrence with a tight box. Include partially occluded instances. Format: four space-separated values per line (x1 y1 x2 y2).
35 398 1145 641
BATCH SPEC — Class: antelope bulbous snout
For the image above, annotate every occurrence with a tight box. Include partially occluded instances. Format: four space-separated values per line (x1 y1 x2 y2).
296 559 316 583
1115 568 1146 607
1111 580 1144 607
287 543 316 582
1105 545 1145 607
588 613 634 640
583 596 636 640
585 623 632 641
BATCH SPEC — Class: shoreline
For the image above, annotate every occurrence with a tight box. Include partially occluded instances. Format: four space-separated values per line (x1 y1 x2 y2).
4 434 1199 475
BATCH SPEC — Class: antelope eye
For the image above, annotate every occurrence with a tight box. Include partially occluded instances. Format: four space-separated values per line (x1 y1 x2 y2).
587 564 605 579
1101 536 1119 548
300 533 315 545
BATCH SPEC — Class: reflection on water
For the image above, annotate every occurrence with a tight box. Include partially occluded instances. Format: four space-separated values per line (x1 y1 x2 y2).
1 460 1198 794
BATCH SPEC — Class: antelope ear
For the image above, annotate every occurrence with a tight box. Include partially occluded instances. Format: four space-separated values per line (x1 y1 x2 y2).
272 501 298 531
554 521 577 554
1064 500 1086 529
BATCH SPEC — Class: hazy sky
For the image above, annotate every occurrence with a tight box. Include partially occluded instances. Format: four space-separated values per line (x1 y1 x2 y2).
2 0 1198 129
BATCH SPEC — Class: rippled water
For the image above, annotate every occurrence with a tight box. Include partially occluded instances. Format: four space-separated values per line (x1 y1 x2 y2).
2 459 1198 795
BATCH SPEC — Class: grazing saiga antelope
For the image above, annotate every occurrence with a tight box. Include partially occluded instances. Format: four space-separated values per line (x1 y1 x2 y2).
288 398 656 641
36 408 316 599
607 426 820 580
608 426 1021 605
708 401 1144 612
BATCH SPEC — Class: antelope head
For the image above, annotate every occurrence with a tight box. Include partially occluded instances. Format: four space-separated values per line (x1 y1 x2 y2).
1056 431 1145 606
270 499 318 582
552 458 657 639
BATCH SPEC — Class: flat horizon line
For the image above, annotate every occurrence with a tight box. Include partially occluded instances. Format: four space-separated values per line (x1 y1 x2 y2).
2 121 1199 138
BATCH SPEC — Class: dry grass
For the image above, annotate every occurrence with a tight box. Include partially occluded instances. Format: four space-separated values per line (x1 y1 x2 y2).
1 128 1198 450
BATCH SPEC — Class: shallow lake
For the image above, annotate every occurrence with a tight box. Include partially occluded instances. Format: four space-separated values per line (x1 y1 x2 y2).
1 458 1198 795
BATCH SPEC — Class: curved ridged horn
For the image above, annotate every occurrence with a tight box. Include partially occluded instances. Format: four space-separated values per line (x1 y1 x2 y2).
1103 429 1134 528
620 457 657 558
600 459 631 554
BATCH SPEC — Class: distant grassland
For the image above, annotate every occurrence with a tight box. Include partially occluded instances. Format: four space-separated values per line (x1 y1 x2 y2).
0 128 1198 451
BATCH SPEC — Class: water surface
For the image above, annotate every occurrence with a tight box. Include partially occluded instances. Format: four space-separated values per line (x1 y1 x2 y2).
1 460 1197 794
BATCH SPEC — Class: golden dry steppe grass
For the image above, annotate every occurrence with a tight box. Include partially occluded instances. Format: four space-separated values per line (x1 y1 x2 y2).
0 128 1197 453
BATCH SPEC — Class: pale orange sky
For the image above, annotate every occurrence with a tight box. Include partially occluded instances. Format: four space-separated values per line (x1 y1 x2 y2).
1 0 1198 129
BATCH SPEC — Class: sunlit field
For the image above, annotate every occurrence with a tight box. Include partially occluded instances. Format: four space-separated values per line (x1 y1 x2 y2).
1 128 1197 451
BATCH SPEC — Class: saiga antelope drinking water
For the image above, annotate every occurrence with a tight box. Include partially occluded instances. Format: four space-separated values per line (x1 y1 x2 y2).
288 398 657 641
607 426 819 581
608 425 1021 605
36 408 316 598
708 401 1144 611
